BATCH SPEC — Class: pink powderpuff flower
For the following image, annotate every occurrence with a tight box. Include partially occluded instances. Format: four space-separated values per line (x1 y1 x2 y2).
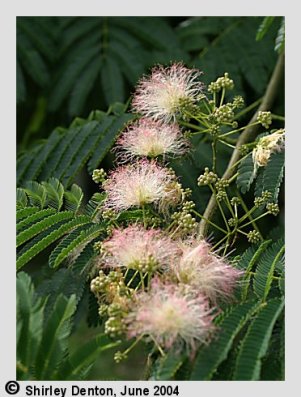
173 239 243 304
126 278 215 352
132 63 204 123
102 159 182 212
101 225 180 272
115 118 189 161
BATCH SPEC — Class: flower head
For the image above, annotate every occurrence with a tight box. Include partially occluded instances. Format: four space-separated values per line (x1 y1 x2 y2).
100 225 180 272
173 239 242 303
103 160 182 212
132 63 204 122
252 129 285 168
116 118 189 161
127 278 214 352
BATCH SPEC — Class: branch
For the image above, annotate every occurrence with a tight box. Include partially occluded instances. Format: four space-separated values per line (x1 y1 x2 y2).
198 54 284 237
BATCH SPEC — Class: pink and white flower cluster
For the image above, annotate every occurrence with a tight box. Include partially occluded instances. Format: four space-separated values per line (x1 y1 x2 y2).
132 63 204 122
99 225 242 352
93 63 242 354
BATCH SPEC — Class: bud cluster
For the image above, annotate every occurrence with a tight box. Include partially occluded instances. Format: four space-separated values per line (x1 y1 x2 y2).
266 202 280 216
171 201 197 234
208 73 234 93
257 111 272 129
197 168 218 186
213 104 235 124
92 168 107 184
247 230 261 244
254 191 273 207
90 270 127 302
232 96 245 109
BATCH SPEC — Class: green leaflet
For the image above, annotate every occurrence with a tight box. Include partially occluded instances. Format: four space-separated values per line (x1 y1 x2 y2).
64 184 84 213
256 17 275 41
17 211 75 247
49 223 105 268
150 352 185 381
17 187 28 208
253 239 285 301
17 109 133 188
233 297 284 380
17 206 39 221
17 215 91 270
260 151 284 202
17 272 46 378
41 178 65 211
237 154 256 194
237 240 272 300
17 208 56 232
36 267 87 322
87 112 133 173
260 318 284 380
34 294 77 379
190 300 258 380
275 18 285 54
23 181 47 208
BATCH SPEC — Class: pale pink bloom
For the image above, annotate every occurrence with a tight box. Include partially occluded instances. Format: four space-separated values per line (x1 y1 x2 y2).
127 278 214 352
101 225 180 272
173 239 242 303
116 118 189 161
132 63 204 123
102 160 181 212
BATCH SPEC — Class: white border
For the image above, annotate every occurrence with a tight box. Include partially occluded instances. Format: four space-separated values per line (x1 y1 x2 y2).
1 1 299 395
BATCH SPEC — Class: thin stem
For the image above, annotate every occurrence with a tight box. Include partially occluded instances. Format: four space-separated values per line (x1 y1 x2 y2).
228 172 239 184
180 121 205 131
123 335 143 356
219 121 260 139
127 270 139 288
150 336 166 357
218 139 236 149
212 140 217 172
211 234 229 251
237 192 263 239
142 205 147 228
209 185 230 232
271 113 285 121
224 195 235 218
220 87 226 106
240 212 269 229
228 153 251 171
191 209 228 234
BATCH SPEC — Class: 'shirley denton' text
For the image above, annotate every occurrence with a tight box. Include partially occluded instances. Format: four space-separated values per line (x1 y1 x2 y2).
25 385 154 396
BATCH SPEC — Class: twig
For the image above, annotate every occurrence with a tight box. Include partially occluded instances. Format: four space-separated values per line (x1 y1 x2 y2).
198 54 284 237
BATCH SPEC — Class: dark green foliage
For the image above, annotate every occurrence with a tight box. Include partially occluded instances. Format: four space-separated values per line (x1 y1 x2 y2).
16 178 106 271
17 272 119 380
255 151 284 202
237 154 256 194
17 107 133 187
191 301 258 380
149 352 185 380
237 240 272 300
253 239 285 300
179 17 278 95
256 16 285 54
233 298 284 380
